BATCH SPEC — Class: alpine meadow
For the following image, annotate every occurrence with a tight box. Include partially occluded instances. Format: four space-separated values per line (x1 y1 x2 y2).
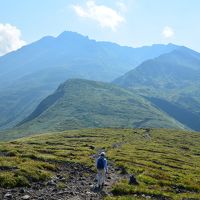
0 1 200 200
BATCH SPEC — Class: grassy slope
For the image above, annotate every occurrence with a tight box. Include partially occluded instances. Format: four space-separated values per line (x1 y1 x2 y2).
0 79 186 141
124 85 200 132
113 48 200 131
0 128 199 199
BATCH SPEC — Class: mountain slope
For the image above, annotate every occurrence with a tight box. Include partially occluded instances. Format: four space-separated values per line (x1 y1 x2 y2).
6 79 185 138
0 128 200 199
0 31 179 130
114 47 200 131
114 47 200 89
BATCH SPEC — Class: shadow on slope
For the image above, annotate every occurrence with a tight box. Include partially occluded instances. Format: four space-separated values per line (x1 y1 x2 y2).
148 97 200 131
18 90 64 126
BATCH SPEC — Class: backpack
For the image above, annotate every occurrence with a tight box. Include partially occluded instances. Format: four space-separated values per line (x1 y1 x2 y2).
97 157 105 169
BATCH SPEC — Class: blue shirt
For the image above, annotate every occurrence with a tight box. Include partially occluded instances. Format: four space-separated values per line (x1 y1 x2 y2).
96 156 108 172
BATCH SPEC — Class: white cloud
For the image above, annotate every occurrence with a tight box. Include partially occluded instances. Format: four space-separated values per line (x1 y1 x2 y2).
162 26 174 38
72 1 125 31
0 23 26 56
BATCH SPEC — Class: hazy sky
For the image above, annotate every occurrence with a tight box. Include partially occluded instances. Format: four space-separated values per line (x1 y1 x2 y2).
0 0 200 55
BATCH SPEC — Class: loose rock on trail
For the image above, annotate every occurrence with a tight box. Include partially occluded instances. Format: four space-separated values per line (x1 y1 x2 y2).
1 160 126 200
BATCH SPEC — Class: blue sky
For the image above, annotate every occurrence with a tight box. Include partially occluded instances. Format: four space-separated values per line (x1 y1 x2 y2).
0 0 200 55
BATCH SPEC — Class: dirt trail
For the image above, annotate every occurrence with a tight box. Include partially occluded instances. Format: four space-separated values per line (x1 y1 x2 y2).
1 160 126 200
143 128 152 141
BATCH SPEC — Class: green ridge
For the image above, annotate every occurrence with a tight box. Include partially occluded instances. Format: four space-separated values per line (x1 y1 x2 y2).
0 79 186 141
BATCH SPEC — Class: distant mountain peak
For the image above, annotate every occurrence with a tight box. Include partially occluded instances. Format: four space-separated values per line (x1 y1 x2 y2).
114 44 200 89
167 43 177 46
57 31 89 41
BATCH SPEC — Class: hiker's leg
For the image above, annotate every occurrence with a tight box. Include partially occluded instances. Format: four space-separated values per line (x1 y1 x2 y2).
97 170 102 187
97 171 100 187
102 170 106 186
98 170 104 187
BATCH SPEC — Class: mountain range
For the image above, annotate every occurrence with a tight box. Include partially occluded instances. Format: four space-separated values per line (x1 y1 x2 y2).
0 31 200 140
0 31 178 130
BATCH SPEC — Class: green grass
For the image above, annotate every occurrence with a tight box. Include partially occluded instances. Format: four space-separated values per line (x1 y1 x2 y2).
0 79 186 142
0 128 199 199
114 47 200 132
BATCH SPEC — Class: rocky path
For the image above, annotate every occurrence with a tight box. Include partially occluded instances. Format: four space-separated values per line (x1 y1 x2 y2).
1 161 126 200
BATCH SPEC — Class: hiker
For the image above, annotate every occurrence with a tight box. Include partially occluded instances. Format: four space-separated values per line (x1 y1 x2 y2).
96 152 108 188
